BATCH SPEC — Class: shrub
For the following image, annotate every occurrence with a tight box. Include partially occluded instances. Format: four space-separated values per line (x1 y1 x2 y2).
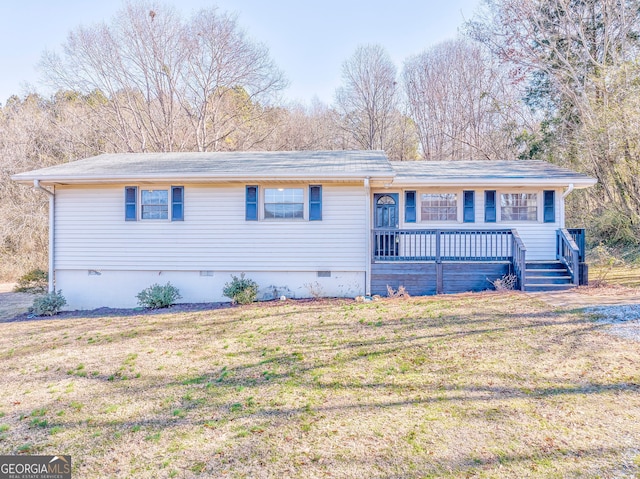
588 244 626 286
14 269 48 294
136 282 181 309
223 274 258 305
490 274 518 291
30 290 66 316
589 209 640 247
386 285 410 298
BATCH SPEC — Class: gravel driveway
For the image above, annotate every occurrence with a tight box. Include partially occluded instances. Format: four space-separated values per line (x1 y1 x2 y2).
530 285 640 341
529 286 640 308
0 283 34 321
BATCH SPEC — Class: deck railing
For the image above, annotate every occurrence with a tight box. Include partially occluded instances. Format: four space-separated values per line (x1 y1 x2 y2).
511 229 527 291
566 228 586 262
372 229 514 262
556 228 580 286
372 228 525 290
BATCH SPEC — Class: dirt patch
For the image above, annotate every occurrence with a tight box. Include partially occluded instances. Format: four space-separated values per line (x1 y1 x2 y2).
0 283 35 321
0 283 17 293
529 284 640 309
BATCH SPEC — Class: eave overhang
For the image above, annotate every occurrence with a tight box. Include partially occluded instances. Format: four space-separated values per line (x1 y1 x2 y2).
11 172 396 187
388 177 597 189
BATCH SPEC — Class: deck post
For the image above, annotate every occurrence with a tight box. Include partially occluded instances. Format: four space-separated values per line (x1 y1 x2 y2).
435 230 443 294
572 248 580 286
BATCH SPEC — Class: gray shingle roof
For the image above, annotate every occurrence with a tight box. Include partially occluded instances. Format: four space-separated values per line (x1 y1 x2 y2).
12 150 394 183
390 160 596 187
12 152 596 188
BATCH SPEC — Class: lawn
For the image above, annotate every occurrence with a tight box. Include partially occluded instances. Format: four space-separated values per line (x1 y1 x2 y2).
591 264 640 288
0 292 639 478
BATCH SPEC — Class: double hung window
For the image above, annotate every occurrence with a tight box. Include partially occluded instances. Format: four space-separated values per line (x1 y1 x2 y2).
420 193 457 221
264 188 304 219
124 186 184 221
500 193 537 221
246 185 322 221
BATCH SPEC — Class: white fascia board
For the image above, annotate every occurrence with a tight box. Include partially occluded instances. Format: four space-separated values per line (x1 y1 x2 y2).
12 173 396 186
390 177 597 189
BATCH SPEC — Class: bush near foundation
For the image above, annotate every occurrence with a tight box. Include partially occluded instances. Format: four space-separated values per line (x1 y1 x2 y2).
136 282 182 309
223 274 258 305
30 290 66 316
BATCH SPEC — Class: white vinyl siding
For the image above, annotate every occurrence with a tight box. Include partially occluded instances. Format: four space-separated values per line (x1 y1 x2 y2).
54 184 366 272
398 187 562 260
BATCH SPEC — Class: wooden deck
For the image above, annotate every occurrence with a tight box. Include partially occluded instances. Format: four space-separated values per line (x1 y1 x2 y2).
370 228 586 296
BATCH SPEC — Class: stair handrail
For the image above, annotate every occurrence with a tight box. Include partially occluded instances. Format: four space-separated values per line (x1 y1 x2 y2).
566 228 586 262
511 229 527 290
557 228 580 286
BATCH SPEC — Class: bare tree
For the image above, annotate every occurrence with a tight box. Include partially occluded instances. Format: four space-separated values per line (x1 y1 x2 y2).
403 38 524 160
40 0 286 153
466 0 640 230
0 93 104 279
180 8 287 151
260 100 346 151
335 45 408 156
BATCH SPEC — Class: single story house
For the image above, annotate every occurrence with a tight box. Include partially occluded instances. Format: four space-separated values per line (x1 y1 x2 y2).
12 150 596 309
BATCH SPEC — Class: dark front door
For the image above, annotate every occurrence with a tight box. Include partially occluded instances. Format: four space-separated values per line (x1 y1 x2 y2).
374 193 399 257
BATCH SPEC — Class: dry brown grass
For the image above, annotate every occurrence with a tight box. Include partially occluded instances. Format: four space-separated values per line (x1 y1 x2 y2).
590 264 640 288
1 293 639 478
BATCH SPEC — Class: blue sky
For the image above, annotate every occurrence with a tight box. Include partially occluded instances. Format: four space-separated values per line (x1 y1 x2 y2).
0 0 481 105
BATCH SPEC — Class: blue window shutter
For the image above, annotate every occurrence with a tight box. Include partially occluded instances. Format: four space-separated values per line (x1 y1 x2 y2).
543 190 555 223
171 186 184 221
125 186 137 221
463 190 475 223
405 191 416 223
246 186 258 221
485 190 496 223
309 185 322 221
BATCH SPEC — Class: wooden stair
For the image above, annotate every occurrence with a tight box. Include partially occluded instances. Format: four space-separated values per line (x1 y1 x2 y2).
524 261 575 292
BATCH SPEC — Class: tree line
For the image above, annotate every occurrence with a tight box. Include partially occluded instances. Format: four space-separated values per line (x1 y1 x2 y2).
2 0 640 279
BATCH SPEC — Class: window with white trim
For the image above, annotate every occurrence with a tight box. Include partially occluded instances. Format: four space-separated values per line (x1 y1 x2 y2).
141 189 169 220
500 193 537 221
264 188 304 219
420 193 457 221
124 186 184 221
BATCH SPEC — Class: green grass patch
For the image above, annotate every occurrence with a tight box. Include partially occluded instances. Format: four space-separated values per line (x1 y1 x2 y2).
0 295 638 477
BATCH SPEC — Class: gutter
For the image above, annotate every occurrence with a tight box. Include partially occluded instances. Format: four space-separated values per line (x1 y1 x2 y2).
11 173 397 186
388 178 597 188
364 177 371 296
34 180 55 293
560 184 574 229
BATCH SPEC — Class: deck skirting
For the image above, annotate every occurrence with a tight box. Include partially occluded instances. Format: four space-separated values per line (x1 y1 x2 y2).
371 261 511 296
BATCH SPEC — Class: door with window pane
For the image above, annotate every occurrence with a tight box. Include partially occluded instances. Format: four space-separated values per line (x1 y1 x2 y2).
374 193 399 257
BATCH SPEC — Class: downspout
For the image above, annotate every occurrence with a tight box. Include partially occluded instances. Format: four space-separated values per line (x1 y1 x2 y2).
364 177 371 296
560 184 574 229
34 180 55 293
